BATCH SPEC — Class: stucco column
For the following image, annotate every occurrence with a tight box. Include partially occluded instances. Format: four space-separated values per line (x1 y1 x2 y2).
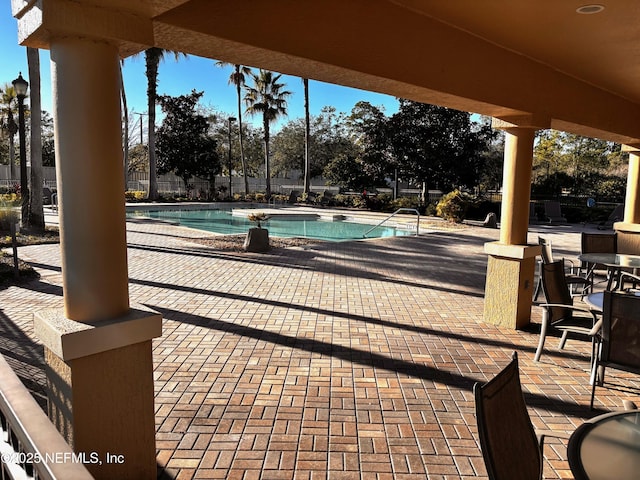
498 128 536 244
622 146 640 224
614 145 640 252
52 39 129 321
32 37 161 479
484 121 541 329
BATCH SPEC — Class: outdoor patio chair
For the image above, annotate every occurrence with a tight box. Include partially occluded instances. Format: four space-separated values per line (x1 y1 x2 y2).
535 260 600 363
544 201 566 224
533 237 590 300
597 204 624 230
580 232 617 291
474 352 570 480
617 271 640 291
590 291 640 409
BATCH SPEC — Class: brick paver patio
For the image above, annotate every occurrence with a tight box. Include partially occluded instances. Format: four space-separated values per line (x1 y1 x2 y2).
1 210 638 479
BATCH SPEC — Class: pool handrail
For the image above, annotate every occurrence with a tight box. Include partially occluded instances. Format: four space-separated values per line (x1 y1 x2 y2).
363 208 420 238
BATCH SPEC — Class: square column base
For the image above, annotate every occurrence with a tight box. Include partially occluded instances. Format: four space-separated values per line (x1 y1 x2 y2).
483 242 540 329
35 305 162 480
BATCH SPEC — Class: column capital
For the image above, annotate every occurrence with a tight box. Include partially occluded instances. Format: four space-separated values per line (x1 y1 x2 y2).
35 304 162 361
12 0 153 56
622 144 640 154
492 114 551 132
484 241 541 260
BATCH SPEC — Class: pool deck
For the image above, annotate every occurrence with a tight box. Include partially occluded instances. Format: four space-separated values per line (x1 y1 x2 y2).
1 206 638 479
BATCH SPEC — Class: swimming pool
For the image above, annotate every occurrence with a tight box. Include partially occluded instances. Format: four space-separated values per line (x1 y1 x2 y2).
127 208 414 242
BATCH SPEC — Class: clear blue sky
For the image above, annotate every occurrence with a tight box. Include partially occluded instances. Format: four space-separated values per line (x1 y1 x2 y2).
1 4 399 129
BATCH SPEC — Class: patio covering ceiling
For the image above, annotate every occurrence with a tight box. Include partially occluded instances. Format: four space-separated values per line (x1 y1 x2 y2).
13 0 640 144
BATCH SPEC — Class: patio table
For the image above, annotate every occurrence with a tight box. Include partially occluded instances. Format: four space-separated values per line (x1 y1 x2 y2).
583 292 603 313
578 253 640 291
568 410 640 480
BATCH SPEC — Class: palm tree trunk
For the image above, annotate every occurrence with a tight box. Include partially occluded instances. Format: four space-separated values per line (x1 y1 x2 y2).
236 67 250 195
8 132 16 181
303 78 311 195
120 63 129 190
27 47 45 232
146 49 160 201
263 116 271 199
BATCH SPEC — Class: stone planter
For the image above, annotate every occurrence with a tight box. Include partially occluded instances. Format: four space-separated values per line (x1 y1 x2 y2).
244 227 270 252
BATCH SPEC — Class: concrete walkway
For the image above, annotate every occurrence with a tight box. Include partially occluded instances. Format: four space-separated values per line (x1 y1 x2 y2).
0 211 637 479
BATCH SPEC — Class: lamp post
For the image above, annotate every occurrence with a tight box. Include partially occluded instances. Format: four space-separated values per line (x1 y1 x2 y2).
133 112 148 145
228 117 236 198
12 72 29 227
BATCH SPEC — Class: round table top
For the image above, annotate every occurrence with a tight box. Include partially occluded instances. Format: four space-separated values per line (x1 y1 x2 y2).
579 253 640 268
583 292 603 311
568 410 640 480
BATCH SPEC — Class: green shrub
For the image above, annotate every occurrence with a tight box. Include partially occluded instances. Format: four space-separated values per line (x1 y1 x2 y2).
436 189 473 222
125 190 146 202
465 199 500 220
331 194 352 207
365 193 392 211
0 197 20 233
563 205 613 224
351 195 367 209
0 194 20 205
389 196 421 211
425 202 437 216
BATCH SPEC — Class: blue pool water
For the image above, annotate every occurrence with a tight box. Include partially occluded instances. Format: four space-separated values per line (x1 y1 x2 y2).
127 209 412 242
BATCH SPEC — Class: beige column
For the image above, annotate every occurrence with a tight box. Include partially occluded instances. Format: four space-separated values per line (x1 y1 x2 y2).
33 37 161 479
498 128 536 245
484 120 541 329
52 38 130 321
614 145 640 253
622 146 640 224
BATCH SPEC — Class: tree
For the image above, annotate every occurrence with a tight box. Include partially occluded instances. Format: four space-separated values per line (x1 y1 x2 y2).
41 111 55 167
477 121 504 193
127 144 149 173
533 130 565 186
271 108 358 182
155 90 220 198
346 101 393 188
533 129 624 198
0 84 18 179
216 61 252 194
120 60 130 188
270 119 305 176
302 78 311 195
143 48 186 200
27 47 45 231
323 153 370 191
244 70 292 199
387 100 492 199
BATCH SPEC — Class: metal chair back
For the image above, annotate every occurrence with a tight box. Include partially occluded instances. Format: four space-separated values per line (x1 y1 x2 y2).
541 260 573 322
474 352 541 480
591 291 640 408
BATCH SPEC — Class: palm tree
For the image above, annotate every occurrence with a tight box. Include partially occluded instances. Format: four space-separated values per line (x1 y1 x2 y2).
27 47 45 231
0 85 18 181
302 78 311 196
244 70 292 199
216 61 252 195
120 60 129 189
144 48 186 200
